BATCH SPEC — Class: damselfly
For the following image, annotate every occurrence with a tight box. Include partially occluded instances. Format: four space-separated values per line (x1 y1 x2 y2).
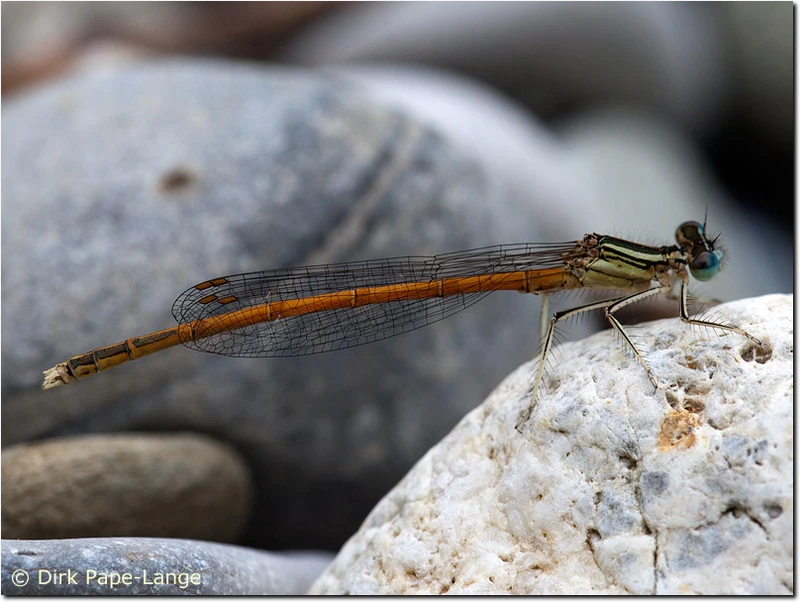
42 220 759 426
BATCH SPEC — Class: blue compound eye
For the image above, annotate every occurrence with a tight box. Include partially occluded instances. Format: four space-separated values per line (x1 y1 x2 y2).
690 250 721 281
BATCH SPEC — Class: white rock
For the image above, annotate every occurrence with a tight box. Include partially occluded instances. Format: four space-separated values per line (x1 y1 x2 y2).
311 294 792 595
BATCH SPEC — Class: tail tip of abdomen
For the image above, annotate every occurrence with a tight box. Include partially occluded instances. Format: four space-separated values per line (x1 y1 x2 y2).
42 363 75 389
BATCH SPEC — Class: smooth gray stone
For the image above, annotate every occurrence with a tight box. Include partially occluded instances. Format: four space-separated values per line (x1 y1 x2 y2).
280 2 729 134
1 538 333 595
2 433 253 542
2 59 549 549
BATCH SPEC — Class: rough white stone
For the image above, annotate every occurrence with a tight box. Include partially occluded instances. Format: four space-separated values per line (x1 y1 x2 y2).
311 294 792 595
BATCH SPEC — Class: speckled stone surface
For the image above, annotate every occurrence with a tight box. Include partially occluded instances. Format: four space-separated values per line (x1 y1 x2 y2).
311 295 792 594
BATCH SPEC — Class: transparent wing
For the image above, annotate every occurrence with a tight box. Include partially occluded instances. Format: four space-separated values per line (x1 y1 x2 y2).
171 241 582 358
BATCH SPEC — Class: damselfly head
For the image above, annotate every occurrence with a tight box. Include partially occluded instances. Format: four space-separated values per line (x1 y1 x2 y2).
676 220 724 281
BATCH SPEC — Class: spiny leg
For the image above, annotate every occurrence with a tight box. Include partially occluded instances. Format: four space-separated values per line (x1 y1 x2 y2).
603 285 671 389
516 294 627 432
678 280 761 343
516 282 761 434
604 280 761 391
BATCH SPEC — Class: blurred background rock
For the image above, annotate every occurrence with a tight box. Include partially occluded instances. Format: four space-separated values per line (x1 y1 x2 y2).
1 1 792 558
